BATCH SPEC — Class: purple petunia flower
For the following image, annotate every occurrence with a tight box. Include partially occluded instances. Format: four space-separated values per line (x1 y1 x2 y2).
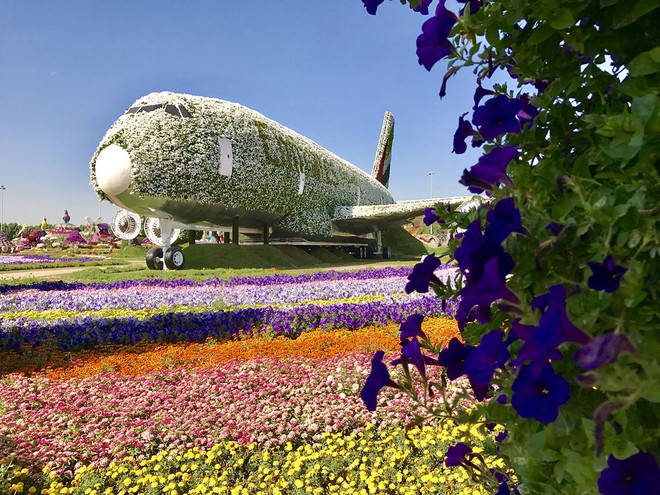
438 337 476 380
456 257 520 331
473 82 495 109
597 451 660 495
459 146 518 194
545 222 564 236
409 0 433 15
517 94 539 128
484 197 524 245
360 350 396 411
405 254 442 294
361 0 385 15
511 362 570 424
396 314 429 377
473 95 523 140
453 113 475 154
445 442 472 467
517 285 590 368
416 1 457 71
463 329 510 386
424 207 444 226
454 219 515 285
575 333 636 371
588 255 627 293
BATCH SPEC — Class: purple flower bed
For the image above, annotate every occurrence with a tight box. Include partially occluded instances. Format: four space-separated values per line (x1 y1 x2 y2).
0 254 100 266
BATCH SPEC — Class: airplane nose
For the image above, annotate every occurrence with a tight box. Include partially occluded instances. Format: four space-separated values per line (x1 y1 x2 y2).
95 144 132 196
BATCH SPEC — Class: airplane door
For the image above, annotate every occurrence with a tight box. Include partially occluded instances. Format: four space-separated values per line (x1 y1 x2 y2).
218 137 233 177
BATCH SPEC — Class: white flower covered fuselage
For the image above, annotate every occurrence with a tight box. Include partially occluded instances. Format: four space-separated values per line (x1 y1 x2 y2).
90 92 395 241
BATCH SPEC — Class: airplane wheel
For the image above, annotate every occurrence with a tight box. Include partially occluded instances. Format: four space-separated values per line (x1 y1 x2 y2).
164 247 185 270
383 246 392 259
146 247 163 270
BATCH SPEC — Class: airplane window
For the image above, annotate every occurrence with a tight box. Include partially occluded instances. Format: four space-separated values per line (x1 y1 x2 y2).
125 103 190 117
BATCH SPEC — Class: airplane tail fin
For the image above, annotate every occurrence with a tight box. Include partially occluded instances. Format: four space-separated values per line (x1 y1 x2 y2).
371 111 394 189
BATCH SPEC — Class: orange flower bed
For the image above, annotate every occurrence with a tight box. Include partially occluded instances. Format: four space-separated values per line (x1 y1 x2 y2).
1 317 459 381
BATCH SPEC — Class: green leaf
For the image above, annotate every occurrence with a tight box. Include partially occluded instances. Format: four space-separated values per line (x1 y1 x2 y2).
612 0 659 29
627 47 660 76
549 8 575 30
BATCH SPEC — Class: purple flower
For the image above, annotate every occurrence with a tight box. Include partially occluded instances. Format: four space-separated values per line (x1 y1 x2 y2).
484 197 524 245
416 1 457 71
545 222 563 236
360 350 396 411
454 220 514 284
438 337 476 380
439 68 458 98
575 333 636 371
473 95 523 140
459 147 518 194
464 329 510 386
456 257 520 331
405 254 442 294
588 255 627 293
397 314 428 377
445 442 472 467
453 113 475 154
473 83 495 109
517 285 590 367
424 207 444 226
517 94 539 128
495 430 508 442
361 0 384 15
598 452 660 495
409 0 433 15
511 363 570 424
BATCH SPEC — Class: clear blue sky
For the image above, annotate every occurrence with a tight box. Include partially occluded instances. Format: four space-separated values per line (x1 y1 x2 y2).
0 0 481 226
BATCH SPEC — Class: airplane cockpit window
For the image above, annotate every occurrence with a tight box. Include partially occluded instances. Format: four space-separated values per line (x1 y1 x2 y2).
125 103 191 118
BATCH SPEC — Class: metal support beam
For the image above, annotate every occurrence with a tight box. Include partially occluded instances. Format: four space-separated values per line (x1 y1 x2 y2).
263 224 270 245
232 216 240 245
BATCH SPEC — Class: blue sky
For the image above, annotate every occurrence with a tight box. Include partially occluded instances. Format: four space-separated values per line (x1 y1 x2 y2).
0 0 481 226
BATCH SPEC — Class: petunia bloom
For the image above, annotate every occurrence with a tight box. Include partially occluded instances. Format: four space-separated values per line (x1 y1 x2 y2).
438 337 476 380
484 197 524 245
588 255 627 293
416 1 457 71
453 113 475 154
360 350 396 411
459 147 518 194
361 0 385 15
445 442 472 467
424 207 444 226
405 254 442 293
456 257 520 331
575 333 636 371
511 362 570 424
517 94 539 128
473 95 523 140
517 285 590 368
464 329 510 386
597 451 660 495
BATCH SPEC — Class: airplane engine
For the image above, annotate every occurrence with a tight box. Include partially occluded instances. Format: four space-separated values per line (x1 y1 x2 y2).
144 217 181 247
110 209 142 240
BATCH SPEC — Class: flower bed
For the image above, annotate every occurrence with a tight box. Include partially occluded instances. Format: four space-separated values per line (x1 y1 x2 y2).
0 265 491 494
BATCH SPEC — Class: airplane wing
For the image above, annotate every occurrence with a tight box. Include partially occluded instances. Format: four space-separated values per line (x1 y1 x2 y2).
331 196 482 235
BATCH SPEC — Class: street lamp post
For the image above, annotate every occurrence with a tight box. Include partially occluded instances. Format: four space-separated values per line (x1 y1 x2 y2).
0 185 5 234
428 171 435 235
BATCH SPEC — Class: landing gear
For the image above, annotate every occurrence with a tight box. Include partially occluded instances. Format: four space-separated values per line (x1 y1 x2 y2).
146 247 164 270
382 246 392 259
164 246 185 270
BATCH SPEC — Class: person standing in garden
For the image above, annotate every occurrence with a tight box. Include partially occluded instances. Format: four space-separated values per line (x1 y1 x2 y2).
63 209 70 224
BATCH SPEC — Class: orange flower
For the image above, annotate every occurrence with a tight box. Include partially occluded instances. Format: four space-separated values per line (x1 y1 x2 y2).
1 317 459 381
